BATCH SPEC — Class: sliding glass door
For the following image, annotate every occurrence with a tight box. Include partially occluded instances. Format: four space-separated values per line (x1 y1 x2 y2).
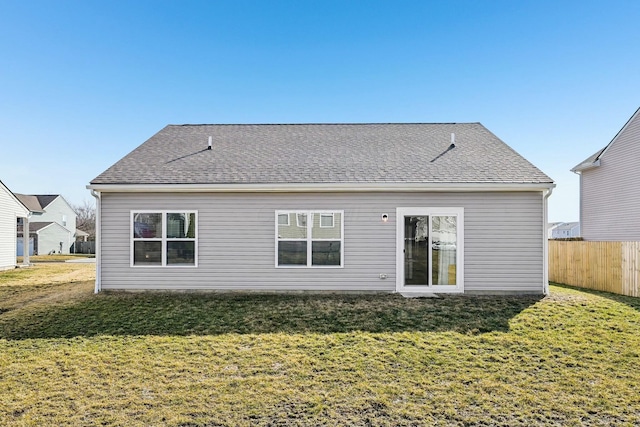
397 208 464 293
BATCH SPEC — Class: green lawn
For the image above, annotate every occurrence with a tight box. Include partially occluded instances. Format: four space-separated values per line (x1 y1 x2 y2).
1 265 639 426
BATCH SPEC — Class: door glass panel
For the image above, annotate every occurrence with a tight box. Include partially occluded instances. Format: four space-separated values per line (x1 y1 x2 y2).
404 216 429 285
431 216 457 285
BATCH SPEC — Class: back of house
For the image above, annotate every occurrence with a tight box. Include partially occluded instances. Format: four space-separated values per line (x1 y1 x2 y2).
88 122 554 294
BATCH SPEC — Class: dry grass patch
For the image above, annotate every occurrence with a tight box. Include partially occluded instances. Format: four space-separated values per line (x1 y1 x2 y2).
1 266 640 426
0 263 95 317
17 254 95 263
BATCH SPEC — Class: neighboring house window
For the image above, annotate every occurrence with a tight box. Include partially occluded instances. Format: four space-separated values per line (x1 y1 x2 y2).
276 210 343 267
62 215 67 227
320 213 334 228
296 213 307 228
278 213 290 226
131 211 197 267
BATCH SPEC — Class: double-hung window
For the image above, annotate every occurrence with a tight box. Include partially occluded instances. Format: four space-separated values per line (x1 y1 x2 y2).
132 211 197 267
276 210 343 267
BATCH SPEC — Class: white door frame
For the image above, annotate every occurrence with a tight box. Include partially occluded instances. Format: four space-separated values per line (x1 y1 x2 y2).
396 207 464 293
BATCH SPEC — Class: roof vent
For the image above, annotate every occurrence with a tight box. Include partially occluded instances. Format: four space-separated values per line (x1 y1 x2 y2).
450 133 455 148
207 136 212 150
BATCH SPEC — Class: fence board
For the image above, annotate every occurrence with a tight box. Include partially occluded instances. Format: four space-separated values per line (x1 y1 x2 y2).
549 240 639 297
71 241 95 254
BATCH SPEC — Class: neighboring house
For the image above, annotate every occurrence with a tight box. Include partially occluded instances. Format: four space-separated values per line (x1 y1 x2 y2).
76 229 90 241
572 107 640 241
0 180 30 270
547 222 563 239
15 194 77 255
88 123 554 295
550 222 580 239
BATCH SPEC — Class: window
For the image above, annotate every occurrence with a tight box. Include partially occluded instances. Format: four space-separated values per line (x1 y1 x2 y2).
62 215 67 227
132 211 197 267
276 210 343 267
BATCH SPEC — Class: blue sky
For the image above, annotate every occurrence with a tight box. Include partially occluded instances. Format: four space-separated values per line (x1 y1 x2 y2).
1 0 639 222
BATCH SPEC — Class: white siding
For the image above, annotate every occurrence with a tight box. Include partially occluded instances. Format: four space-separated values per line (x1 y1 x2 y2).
36 223 74 255
581 112 640 241
99 191 545 293
36 197 77 237
0 184 28 270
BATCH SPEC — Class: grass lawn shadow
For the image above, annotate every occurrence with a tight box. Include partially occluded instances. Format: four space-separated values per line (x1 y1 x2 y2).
0 290 542 340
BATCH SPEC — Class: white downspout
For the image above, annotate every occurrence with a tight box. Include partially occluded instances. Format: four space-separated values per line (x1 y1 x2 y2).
543 186 555 295
90 189 101 293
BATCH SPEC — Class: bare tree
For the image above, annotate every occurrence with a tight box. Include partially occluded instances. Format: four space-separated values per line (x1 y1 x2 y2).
73 199 96 240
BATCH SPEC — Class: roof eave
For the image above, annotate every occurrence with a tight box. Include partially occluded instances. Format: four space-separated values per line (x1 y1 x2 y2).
87 182 555 193
571 159 601 173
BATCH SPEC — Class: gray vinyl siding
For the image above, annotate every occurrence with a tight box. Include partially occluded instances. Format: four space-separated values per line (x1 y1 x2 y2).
99 191 544 293
581 113 640 241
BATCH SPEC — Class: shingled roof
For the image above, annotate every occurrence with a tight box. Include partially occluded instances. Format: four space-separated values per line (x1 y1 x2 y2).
91 123 552 186
14 194 60 212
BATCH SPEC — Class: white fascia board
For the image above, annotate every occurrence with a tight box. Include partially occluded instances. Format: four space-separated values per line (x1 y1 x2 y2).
573 106 640 175
51 195 76 213
34 223 55 234
571 159 601 173
598 106 640 160
87 182 555 193
0 180 30 216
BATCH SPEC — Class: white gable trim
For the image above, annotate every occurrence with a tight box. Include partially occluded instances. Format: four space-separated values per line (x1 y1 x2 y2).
0 180 30 216
597 106 640 161
573 106 640 174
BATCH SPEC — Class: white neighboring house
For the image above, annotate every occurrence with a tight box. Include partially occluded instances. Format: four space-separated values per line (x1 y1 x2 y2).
572 106 640 241
547 222 563 239
0 180 29 270
15 194 77 255
550 222 580 239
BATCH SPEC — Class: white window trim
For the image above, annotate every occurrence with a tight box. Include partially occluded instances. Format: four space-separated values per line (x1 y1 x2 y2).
275 210 344 268
131 210 198 268
319 213 334 228
278 213 290 226
396 207 464 293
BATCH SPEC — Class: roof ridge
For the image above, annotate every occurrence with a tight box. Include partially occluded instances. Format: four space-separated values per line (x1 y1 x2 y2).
167 122 481 127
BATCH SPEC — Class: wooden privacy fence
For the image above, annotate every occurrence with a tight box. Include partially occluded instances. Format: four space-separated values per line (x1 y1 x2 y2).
549 240 640 297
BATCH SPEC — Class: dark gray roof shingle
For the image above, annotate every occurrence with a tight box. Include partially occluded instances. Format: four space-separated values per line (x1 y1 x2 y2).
91 123 552 185
17 221 54 233
14 194 60 212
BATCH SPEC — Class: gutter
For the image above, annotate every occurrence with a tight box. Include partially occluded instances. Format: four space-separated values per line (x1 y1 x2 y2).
86 182 556 194
543 186 555 295
90 189 101 293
